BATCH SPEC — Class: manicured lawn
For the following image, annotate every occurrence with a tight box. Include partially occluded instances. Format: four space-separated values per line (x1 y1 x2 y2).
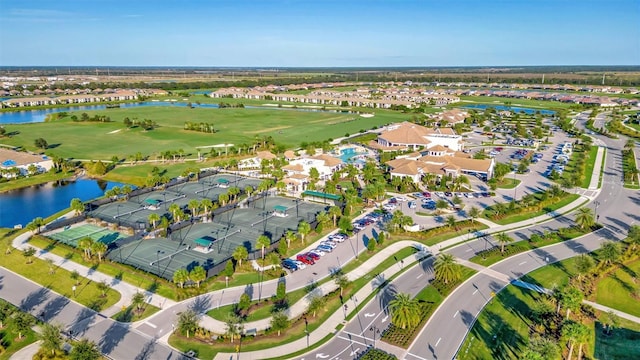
582 146 600 188
0 240 120 311
595 259 640 317
594 319 640 360
485 193 581 225
455 96 574 110
1 106 409 160
622 149 640 189
112 304 161 322
0 312 38 360
0 170 75 193
391 221 489 247
496 178 520 189
470 226 592 266
521 257 579 289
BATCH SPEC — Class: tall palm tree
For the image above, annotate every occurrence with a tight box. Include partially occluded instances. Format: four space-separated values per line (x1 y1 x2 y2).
148 213 160 228
200 198 213 221
78 237 93 260
434 253 462 284
600 241 621 265
574 207 595 230
495 232 514 254
285 230 296 248
256 235 271 260
91 241 107 262
232 246 248 267
316 211 331 229
445 215 457 229
188 199 200 218
468 206 480 223
173 268 189 288
70 198 84 216
168 203 180 220
298 221 311 243
189 266 207 288
329 206 342 227
574 254 595 281
389 293 421 330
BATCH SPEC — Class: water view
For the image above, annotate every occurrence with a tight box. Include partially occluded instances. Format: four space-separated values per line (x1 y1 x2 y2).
461 104 556 115
0 178 125 228
0 101 355 124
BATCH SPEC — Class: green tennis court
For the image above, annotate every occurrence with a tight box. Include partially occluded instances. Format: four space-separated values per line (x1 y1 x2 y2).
49 223 125 247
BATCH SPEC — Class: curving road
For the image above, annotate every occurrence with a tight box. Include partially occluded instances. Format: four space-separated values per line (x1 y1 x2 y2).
404 114 637 360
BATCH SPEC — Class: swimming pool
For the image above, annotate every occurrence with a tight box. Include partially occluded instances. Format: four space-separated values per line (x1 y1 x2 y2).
339 148 366 163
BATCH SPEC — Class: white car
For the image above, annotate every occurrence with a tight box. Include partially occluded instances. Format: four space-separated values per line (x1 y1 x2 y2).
294 260 307 270
383 204 396 211
395 196 408 202
329 233 348 242
309 249 326 257
320 241 337 249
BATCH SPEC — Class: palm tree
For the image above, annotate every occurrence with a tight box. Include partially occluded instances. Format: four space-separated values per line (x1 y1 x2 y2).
561 320 588 360
13 312 33 339
131 292 145 315
188 199 200 218
78 236 93 260
389 292 421 330
91 241 107 262
22 246 36 264
624 139 635 149
574 207 595 230
316 211 331 229
200 198 213 221
233 246 248 267
69 338 101 360
148 213 160 228
173 268 190 288
434 253 462 284
270 310 289 336
600 241 621 265
560 286 584 319
627 224 640 250
40 322 63 356
574 254 595 281
445 215 457 229
218 193 229 206
495 232 514 254
307 294 326 317
468 206 480 223
177 309 199 338
96 280 109 297
329 206 342 227
70 198 84 216
189 266 207 288
46 258 56 274
168 203 180 220
298 221 311 244
256 235 271 260
225 313 243 343
334 273 350 297
285 230 296 248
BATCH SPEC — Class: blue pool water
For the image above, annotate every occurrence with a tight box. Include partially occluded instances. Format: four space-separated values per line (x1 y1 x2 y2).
339 148 366 163
462 104 556 115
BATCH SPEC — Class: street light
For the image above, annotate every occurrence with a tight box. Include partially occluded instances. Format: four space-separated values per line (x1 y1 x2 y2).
594 201 600 221
72 285 76 297
343 304 348 319
304 317 309 347
370 325 380 348
225 276 229 288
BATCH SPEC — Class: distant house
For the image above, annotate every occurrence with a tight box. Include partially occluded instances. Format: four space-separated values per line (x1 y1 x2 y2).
433 109 469 126
238 151 278 170
0 148 54 178
386 153 494 183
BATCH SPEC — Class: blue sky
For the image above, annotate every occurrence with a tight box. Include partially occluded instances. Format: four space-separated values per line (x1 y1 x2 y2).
0 0 638 66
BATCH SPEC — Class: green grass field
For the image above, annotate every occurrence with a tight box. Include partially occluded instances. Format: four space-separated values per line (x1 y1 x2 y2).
595 260 640 317
1 106 410 160
496 178 521 189
455 96 575 110
582 146 600 188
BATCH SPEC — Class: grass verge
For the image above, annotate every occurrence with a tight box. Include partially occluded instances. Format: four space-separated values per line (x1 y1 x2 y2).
496 178 520 189
581 146 599 188
0 170 76 194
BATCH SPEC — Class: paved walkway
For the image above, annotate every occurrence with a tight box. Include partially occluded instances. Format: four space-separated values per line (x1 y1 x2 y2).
10 340 42 360
197 240 423 333
588 146 605 190
11 226 177 317
584 300 640 324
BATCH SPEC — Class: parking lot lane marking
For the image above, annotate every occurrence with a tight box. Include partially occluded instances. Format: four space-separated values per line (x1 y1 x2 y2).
518 261 527 266
473 289 479 295
453 310 459 318
145 321 157 329
416 273 423 279
435 337 442 347
465 248 473 252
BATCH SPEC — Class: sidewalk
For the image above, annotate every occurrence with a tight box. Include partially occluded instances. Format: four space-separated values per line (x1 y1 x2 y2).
12 228 177 317
212 242 423 360
588 146 605 190
584 300 640 324
198 240 423 333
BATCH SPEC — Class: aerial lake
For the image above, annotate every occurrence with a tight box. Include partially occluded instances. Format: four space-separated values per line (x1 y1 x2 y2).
0 101 354 124
461 104 556 115
0 178 125 228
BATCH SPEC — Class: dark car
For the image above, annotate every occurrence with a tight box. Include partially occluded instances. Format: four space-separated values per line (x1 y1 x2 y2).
444 192 453 197
306 252 320 260
282 259 298 271
296 254 315 265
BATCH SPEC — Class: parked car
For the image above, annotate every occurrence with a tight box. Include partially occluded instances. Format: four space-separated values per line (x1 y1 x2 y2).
282 259 298 271
329 233 348 242
383 204 396 211
408 201 417 209
309 249 326 257
317 245 333 253
321 241 337 249
294 260 307 270
296 254 315 265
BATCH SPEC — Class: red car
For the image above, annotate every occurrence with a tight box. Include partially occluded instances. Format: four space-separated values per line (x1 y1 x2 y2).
305 252 320 261
296 254 315 265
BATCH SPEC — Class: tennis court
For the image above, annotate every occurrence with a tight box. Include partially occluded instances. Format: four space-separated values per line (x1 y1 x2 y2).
48 223 124 247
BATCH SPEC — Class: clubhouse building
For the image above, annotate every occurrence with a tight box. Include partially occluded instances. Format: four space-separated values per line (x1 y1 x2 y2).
0 148 54 178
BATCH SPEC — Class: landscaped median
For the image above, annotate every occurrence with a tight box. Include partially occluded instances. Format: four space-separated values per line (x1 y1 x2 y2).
482 187 581 225
168 243 429 359
0 229 121 312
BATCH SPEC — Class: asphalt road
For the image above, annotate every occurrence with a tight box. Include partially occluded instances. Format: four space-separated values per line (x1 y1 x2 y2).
0 268 187 360
404 119 637 360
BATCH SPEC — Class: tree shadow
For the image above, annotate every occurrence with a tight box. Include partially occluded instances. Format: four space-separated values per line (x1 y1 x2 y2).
244 283 254 300
42 296 70 323
20 287 49 312
189 294 212 314
375 275 397 314
134 336 159 360
68 307 97 338
99 321 128 355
